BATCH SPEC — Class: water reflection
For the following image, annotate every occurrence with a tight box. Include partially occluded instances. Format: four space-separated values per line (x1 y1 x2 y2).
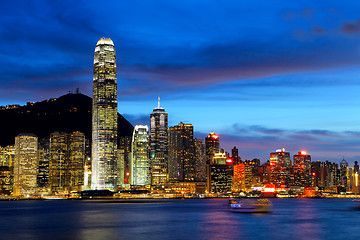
0 199 359 240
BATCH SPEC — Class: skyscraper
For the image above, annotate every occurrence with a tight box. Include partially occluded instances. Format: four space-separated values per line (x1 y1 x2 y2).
293 151 311 187
131 125 150 186
194 138 206 182
150 98 168 185
270 148 291 187
13 134 38 196
168 122 195 182
91 37 118 190
49 132 85 193
205 132 220 164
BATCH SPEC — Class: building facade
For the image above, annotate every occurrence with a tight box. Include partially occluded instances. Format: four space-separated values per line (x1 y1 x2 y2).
150 98 168 185
270 148 292 187
168 122 195 182
91 37 118 190
131 125 150 186
293 151 311 187
13 134 38 196
49 132 85 193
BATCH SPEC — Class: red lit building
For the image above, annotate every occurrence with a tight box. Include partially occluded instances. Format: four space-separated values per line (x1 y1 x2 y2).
293 151 311 187
270 148 291 188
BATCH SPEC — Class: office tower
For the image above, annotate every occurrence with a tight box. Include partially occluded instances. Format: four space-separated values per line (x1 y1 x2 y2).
13 134 38 196
270 148 291 187
37 147 49 189
194 138 206 182
233 163 245 192
232 146 241 165
0 145 15 167
207 152 232 193
340 159 349 191
352 161 359 193
117 149 125 187
49 132 85 193
150 98 168 185
92 37 118 190
293 151 311 187
0 166 12 195
119 136 132 184
130 125 150 186
168 122 195 182
205 132 220 164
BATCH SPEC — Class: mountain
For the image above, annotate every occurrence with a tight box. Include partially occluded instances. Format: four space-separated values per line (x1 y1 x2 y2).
0 93 134 147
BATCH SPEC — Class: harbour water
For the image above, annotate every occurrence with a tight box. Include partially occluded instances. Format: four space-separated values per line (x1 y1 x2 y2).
0 198 359 240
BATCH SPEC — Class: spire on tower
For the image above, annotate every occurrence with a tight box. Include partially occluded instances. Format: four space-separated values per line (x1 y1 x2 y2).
158 96 160 108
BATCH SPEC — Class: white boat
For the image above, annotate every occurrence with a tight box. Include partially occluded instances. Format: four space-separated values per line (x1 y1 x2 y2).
229 199 272 213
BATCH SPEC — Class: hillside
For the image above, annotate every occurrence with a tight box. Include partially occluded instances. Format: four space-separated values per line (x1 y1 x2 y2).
0 93 134 147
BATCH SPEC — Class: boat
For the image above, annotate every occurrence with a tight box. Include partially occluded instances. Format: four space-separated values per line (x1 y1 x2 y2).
228 198 272 213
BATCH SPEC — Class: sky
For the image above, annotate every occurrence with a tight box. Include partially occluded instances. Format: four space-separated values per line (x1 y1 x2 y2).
1 0 360 163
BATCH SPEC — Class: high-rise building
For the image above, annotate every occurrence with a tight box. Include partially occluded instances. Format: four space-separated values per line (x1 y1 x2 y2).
205 132 220 164
13 133 38 196
168 122 195 182
270 148 292 187
231 146 241 165
293 151 311 187
340 159 349 191
207 152 233 193
0 166 12 195
131 125 150 186
37 139 50 189
49 132 85 193
0 145 15 167
91 37 118 190
37 147 49 189
119 136 132 184
150 98 168 185
194 138 206 182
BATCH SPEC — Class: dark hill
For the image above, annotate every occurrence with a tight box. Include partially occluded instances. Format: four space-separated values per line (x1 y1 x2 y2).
0 93 134 147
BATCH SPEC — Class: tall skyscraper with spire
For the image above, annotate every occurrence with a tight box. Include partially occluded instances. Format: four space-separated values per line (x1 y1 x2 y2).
91 38 118 190
150 97 168 185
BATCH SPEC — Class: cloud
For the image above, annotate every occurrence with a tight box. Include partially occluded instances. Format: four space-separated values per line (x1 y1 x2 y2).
341 19 360 34
313 26 326 34
204 125 360 163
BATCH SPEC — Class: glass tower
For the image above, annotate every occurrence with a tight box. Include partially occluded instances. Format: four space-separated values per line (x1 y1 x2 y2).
91 37 118 190
131 125 150 186
150 98 168 185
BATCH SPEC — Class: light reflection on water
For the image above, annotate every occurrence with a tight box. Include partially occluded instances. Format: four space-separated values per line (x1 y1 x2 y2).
0 198 360 240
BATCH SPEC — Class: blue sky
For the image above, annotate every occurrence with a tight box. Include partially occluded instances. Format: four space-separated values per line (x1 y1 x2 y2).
1 0 360 163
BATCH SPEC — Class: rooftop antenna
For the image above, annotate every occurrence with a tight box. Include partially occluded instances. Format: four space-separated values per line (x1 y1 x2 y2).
158 96 160 108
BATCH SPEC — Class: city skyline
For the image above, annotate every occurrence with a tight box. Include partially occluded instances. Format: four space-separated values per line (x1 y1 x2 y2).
1 1 360 162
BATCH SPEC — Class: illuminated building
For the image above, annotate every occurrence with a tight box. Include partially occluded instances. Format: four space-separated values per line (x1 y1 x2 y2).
340 159 349 191
293 151 311 187
13 133 38 196
270 148 291 187
168 122 195 182
37 147 49 189
0 166 12 195
119 136 132 184
150 97 168 185
194 138 206 182
232 146 241 165
0 145 15 167
205 132 220 164
131 125 150 186
352 161 359 193
207 152 232 193
171 182 206 194
233 163 245 192
117 149 125 187
49 132 85 193
91 37 118 190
